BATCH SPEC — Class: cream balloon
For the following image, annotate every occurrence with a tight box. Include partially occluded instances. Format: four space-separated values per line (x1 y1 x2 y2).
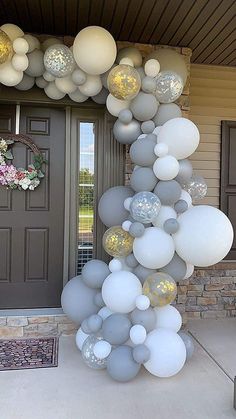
144 59 160 77
44 82 66 100
0 61 23 86
69 89 88 103
41 37 63 52
79 74 102 96
43 71 55 82
117 47 142 68
144 48 187 85
55 76 77 94
106 94 131 117
23 34 40 53
11 54 28 71
73 26 117 75
0 24 24 41
13 38 29 55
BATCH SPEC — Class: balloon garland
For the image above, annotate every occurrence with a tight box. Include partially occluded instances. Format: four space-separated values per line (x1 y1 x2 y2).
0 134 46 191
0 23 234 382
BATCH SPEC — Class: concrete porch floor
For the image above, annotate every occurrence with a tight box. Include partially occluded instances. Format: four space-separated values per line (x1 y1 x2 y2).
0 319 235 419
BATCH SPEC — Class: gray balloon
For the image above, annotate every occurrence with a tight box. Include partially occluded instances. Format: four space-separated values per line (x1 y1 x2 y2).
61 276 98 324
125 253 139 268
130 92 158 122
153 103 182 126
102 313 131 345
130 167 157 192
16 74 35 91
178 331 194 360
154 180 182 205
81 319 91 334
132 344 150 363
162 252 187 281
107 345 141 382
136 66 146 80
129 222 145 238
133 265 156 284
101 64 116 89
94 292 105 308
164 218 179 234
82 259 110 288
174 199 188 213
87 314 103 333
72 68 87 85
131 307 156 332
92 87 109 104
175 159 193 184
25 50 44 77
141 120 155 134
113 119 141 144
118 109 133 124
130 136 156 166
98 186 133 227
142 76 156 93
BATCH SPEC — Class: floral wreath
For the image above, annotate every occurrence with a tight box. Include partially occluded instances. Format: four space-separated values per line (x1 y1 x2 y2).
0 134 46 191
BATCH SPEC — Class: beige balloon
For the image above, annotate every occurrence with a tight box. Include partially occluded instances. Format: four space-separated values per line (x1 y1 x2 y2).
144 49 187 85
0 61 23 86
0 23 24 41
117 47 142 68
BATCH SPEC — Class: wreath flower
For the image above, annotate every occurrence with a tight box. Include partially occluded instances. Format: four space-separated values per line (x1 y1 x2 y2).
0 135 46 191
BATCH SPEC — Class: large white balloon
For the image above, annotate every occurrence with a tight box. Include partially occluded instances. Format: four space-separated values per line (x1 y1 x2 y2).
102 271 142 313
153 155 179 180
79 74 102 96
106 94 130 117
158 118 200 159
174 205 234 266
144 328 186 377
155 305 182 332
152 206 177 228
133 227 175 269
0 61 23 86
73 26 117 75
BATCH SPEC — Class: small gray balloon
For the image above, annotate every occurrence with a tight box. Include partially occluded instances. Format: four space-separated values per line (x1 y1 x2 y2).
25 49 45 77
16 74 35 91
98 186 133 227
102 313 132 345
162 252 187 281
142 76 156 93
61 276 98 324
174 199 188 213
92 87 109 104
164 218 179 234
130 92 158 122
82 259 110 288
94 292 105 308
132 344 150 363
118 109 133 124
129 222 145 238
133 265 156 284
141 120 155 134
107 345 141 382
113 119 141 144
175 159 193 184
153 103 182 126
131 307 156 332
87 314 103 333
130 167 157 192
81 319 91 334
178 331 194 360
125 253 139 268
130 136 156 167
154 180 182 205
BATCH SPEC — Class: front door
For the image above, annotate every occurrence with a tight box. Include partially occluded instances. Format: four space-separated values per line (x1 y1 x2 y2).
0 105 65 308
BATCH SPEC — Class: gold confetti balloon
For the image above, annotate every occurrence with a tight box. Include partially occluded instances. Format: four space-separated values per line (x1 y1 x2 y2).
0 29 13 64
103 226 134 258
143 272 177 307
107 64 141 100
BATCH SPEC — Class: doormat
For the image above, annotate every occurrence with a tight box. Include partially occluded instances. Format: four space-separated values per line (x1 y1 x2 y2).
0 337 58 371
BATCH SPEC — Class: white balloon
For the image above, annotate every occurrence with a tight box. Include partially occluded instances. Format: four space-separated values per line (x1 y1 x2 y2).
152 126 162 136
75 328 89 351
174 205 234 267
133 227 175 269
124 197 132 210
144 329 186 377
154 143 169 157
155 305 182 332
13 38 29 55
108 259 122 272
153 155 179 180
0 24 24 41
93 340 112 359
73 26 117 75
23 34 40 53
98 307 114 320
41 37 63 52
130 325 147 345
43 71 55 82
55 76 77 94
152 206 177 228
122 220 132 231
44 82 66 100
79 74 102 96
36 76 48 89
144 59 160 77
158 118 200 159
0 61 23 86
106 94 130 117
119 57 134 67
11 54 28 71
102 271 142 313
135 295 150 310
180 190 192 208
184 263 194 279
69 89 88 103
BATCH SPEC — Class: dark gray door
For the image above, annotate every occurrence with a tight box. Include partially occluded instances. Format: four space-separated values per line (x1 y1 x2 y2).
0 105 65 308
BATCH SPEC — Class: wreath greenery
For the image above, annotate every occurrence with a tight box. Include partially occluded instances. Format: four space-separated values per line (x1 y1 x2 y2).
0 134 46 191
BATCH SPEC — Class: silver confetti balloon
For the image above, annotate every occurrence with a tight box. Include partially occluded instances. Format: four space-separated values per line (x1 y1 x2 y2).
182 175 207 201
155 71 183 103
130 192 161 224
44 44 75 78
82 334 107 369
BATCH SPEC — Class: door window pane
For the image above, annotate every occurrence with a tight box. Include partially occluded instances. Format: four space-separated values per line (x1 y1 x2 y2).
77 122 95 274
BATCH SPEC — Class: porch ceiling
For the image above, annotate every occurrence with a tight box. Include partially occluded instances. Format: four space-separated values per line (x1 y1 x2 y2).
0 0 235 66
